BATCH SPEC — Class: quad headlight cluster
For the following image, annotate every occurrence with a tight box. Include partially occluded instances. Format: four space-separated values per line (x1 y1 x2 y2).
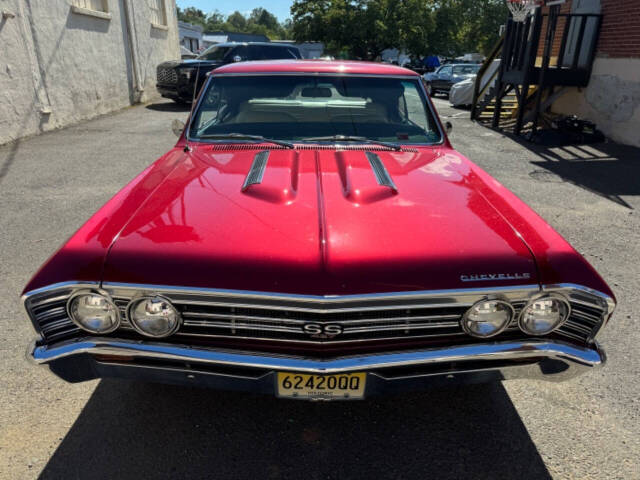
462 294 570 339
67 291 181 338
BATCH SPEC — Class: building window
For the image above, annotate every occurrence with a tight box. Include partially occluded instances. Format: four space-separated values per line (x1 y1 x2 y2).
150 0 168 28
71 0 111 20
73 0 108 13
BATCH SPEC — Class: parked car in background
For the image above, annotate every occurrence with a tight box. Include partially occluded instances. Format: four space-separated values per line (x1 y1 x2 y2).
24 60 615 401
156 42 303 103
423 63 481 96
449 59 500 108
448 76 477 107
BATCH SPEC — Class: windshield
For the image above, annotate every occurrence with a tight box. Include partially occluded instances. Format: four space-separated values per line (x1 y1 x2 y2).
197 45 232 61
453 64 480 75
190 75 442 144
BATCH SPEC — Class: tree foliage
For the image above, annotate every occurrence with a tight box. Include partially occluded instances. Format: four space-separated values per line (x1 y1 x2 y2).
176 7 293 40
290 0 508 59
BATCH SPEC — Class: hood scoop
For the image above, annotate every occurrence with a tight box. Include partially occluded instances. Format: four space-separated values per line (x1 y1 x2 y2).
239 149 299 203
242 150 269 191
365 151 398 193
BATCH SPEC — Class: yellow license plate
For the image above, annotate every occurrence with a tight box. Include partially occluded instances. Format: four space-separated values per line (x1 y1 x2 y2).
276 372 366 400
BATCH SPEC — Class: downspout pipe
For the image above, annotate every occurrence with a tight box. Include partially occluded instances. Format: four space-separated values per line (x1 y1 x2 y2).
122 0 144 96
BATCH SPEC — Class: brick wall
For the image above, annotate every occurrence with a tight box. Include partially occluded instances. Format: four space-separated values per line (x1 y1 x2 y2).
598 0 640 58
537 1 573 58
537 0 640 58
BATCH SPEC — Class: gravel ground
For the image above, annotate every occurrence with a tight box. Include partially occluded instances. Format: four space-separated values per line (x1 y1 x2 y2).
0 97 638 479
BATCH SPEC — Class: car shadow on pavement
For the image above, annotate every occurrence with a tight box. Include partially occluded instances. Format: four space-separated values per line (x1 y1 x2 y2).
39 380 551 480
510 135 640 209
145 101 192 113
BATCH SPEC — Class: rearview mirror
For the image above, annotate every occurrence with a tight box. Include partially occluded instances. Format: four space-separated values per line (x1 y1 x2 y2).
171 119 185 137
445 121 453 135
233 55 243 63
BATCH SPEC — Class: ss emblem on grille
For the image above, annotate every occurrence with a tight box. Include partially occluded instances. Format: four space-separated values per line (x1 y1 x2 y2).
303 323 343 338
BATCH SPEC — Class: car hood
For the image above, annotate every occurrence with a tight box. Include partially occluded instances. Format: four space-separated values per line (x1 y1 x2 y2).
102 146 538 295
158 59 223 70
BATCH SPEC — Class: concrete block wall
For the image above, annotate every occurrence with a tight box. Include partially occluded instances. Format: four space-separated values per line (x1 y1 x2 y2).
549 0 640 147
0 0 180 145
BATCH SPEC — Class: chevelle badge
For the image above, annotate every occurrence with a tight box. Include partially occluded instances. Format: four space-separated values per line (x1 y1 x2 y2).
460 273 532 282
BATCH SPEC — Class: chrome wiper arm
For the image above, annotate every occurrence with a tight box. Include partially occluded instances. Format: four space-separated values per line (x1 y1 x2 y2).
300 135 402 151
197 133 294 149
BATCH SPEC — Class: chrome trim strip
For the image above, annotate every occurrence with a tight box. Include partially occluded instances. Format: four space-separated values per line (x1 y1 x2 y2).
241 150 270 191
365 151 398 193
21 281 99 305
21 282 98 338
181 320 458 336
30 337 605 373
543 283 616 316
181 312 461 326
178 300 471 314
100 282 542 304
173 331 467 345
542 283 616 342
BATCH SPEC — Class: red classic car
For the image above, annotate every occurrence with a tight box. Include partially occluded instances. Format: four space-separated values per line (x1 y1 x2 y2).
23 60 615 400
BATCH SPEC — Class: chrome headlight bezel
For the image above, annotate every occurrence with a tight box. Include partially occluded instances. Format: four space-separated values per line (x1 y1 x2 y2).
518 293 571 336
127 295 182 338
66 290 121 334
461 298 515 339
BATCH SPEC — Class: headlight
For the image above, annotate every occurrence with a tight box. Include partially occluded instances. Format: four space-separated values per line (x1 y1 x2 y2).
67 292 120 334
128 296 181 338
462 299 514 338
519 294 570 335
181 68 196 80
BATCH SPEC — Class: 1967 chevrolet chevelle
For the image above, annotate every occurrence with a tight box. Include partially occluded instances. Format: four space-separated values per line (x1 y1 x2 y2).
23 60 615 400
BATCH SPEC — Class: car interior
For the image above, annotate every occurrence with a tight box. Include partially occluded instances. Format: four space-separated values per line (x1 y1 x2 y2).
192 76 441 143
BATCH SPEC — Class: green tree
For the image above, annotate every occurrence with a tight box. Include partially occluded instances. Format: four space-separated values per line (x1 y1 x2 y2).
176 6 207 28
290 0 507 59
178 6 297 41
204 10 226 31
226 11 248 31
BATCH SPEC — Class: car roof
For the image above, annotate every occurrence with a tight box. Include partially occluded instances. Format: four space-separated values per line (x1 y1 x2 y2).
212 60 419 76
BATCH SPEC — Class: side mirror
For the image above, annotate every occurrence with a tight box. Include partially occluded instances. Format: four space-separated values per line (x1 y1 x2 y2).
171 119 185 137
445 121 453 135
233 55 243 63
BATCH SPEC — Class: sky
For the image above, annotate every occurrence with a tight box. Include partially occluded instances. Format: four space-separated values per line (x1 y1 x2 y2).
176 0 295 22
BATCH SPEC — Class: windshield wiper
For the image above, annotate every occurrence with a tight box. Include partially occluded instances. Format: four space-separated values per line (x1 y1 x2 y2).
197 133 294 149
300 135 402 151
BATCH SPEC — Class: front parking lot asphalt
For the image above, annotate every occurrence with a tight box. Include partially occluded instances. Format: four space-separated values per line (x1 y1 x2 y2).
1 97 638 479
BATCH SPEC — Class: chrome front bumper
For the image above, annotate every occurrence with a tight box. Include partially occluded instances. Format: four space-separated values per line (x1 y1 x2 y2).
28 337 605 397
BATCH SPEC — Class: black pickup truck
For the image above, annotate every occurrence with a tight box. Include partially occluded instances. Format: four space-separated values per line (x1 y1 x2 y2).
156 42 303 103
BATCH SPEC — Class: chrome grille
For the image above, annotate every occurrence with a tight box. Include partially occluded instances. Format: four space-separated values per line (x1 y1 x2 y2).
24 287 79 342
157 66 177 84
175 303 468 343
24 284 610 348
555 290 609 343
